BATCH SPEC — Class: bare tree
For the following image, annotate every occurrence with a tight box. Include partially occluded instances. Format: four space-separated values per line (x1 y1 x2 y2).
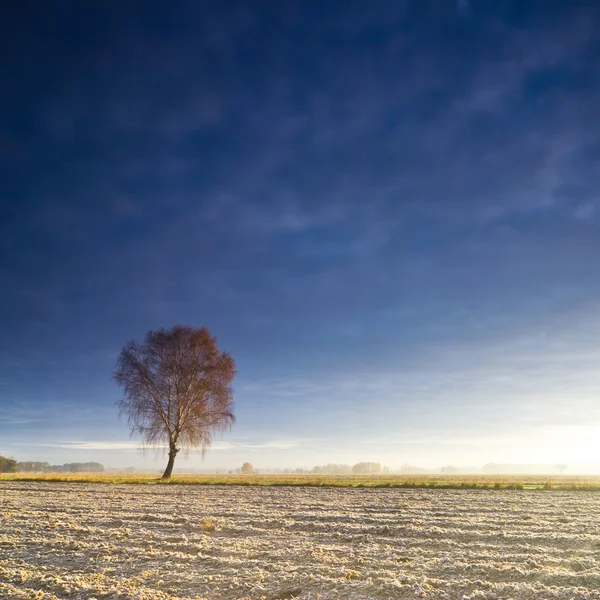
114 326 236 479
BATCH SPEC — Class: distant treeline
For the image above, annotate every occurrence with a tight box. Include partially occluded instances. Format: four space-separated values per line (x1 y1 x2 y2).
280 462 385 475
16 461 105 473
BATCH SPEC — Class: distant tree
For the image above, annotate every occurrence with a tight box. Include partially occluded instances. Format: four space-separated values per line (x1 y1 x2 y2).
65 462 104 473
441 465 458 474
311 463 352 474
0 455 17 473
556 463 567 474
17 461 103 473
400 463 428 474
114 325 236 479
241 462 254 474
352 462 382 474
17 461 51 473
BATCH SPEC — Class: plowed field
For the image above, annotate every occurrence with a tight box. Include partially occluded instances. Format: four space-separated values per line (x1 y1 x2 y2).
1 482 599 599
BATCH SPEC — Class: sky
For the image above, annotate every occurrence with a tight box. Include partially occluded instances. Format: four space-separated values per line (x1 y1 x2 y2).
2 1 600 472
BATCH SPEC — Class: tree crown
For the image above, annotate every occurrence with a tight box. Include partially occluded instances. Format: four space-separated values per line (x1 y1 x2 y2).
114 325 236 456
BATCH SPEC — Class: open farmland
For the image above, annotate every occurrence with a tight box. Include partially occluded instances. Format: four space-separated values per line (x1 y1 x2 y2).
2 482 600 599
3 473 600 490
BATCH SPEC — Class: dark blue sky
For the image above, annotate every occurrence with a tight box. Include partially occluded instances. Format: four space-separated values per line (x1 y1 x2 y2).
2 1 600 469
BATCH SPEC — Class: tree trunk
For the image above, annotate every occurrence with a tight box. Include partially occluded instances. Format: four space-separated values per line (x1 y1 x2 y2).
161 449 178 479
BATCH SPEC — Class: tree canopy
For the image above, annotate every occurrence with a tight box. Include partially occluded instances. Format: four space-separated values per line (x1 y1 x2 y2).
114 325 236 479
0 455 17 473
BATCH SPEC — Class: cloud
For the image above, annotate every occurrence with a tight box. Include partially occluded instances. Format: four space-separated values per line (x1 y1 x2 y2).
457 0 470 18
574 202 596 220
63 441 148 451
15 439 303 452
13 441 150 451
237 440 303 450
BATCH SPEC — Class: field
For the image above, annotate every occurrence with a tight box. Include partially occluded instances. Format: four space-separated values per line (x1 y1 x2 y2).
2 482 600 599
3 473 600 490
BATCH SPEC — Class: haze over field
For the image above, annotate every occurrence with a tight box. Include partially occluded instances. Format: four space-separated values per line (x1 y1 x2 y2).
2 1 600 472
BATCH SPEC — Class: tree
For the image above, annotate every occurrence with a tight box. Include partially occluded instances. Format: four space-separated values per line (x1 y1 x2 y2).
241 462 254 474
0 455 17 473
400 463 427 474
16 461 50 472
114 325 236 479
311 463 352 474
441 465 458 474
556 463 567 474
352 462 381 474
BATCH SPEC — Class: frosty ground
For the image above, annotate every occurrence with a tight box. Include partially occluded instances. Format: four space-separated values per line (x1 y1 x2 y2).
1 482 600 599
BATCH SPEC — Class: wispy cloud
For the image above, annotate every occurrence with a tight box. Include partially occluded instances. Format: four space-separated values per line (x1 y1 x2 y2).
15 439 304 452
